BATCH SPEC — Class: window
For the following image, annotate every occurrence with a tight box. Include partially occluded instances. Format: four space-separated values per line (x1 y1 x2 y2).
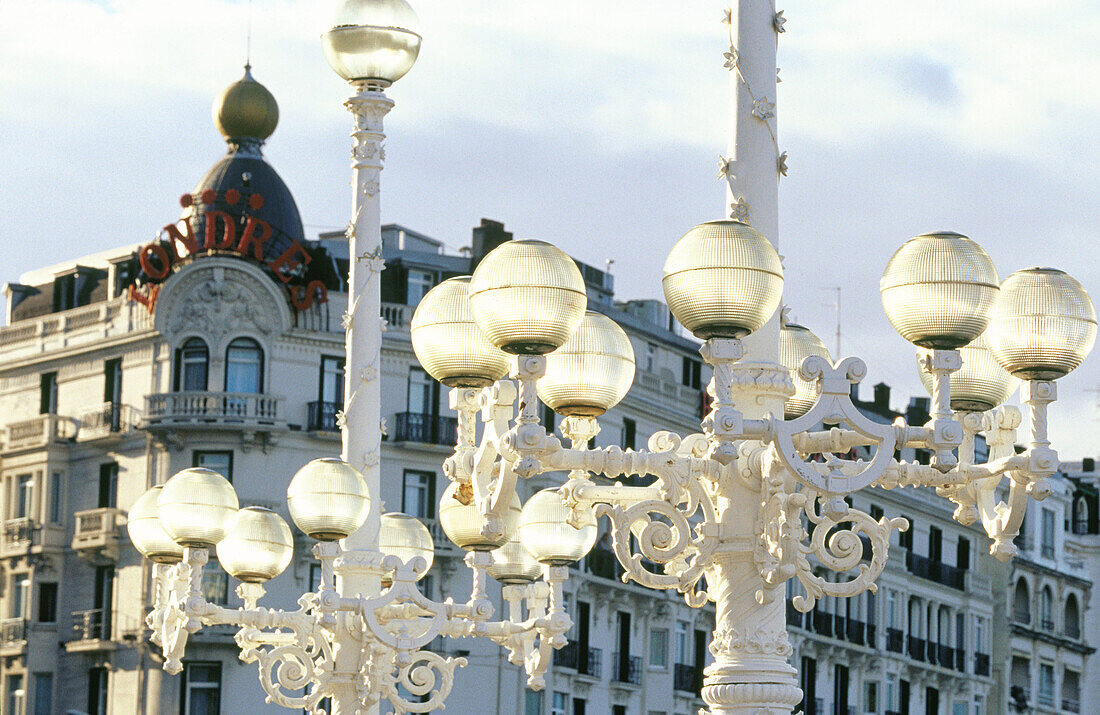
1038 663 1054 706
957 535 970 570
407 367 435 415
87 667 108 715
613 707 627 715
53 274 76 312
104 358 122 405
202 561 229 605
573 698 586 715
681 356 701 389
1040 587 1053 630
952 703 967 715
886 589 897 629
193 451 233 483
1065 593 1081 638
309 563 323 592
973 694 983 715
649 628 669 667
646 343 657 372
863 680 878 712
182 662 221 715
406 269 435 305
319 356 345 405
32 673 51 715
39 373 57 414
7 674 25 715
524 691 543 715
928 525 942 562
48 472 62 523
1041 508 1055 558
402 470 435 519
225 338 263 393
98 463 118 509
869 503 883 520
176 338 209 391
974 616 985 653
551 692 568 715
14 474 33 519
11 575 30 619
37 583 57 623
541 403 557 432
676 620 690 664
886 673 897 713
898 516 912 550
622 418 636 450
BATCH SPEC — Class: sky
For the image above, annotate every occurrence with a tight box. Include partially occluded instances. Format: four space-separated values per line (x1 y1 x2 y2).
1 1 1098 458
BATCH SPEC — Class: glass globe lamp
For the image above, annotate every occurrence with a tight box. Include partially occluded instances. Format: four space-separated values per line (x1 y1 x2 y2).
518 489 597 566
880 231 999 349
538 311 636 417
378 512 434 580
411 276 510 387
216 507 295 584
468 239 587 355
286 458 370 541
985 268 1097 380
322 0 422 86
439 481 521 551
157 468 239 548
488 533 543 585
917 335 1017 412
780 322 832 419
662 220 783 339
127 486 184 564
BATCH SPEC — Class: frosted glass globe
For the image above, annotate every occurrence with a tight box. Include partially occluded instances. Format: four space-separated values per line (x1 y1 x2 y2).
985 268 1097 380
127 486 184 564
780 323 832 419
468 240 587 355
518 489 597 566
881 231 999 349
378 512 434 580
438 481 521 551
538 311 635 417
322 0 422 86
662 220 783 340
411 276 510 387
488 533 543 585
157 468 239 548
917 335 1017 412
216 507 294 584
286 458 370 541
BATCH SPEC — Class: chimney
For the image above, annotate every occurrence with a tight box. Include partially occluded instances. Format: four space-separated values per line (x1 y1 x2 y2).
873 383 891 412
906 397 931 425
471 219 512 271
1083 457 1095 473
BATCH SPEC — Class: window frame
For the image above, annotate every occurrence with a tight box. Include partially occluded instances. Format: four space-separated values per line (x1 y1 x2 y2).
401 470 436 519
175 338 210 392
224 337 264 394
193 450 234 483
649 627 669 668
36 582 57 624
181 661 222 715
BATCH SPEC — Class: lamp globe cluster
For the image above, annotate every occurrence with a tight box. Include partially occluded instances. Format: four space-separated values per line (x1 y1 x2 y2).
322 0 422 87
880 232 1095 391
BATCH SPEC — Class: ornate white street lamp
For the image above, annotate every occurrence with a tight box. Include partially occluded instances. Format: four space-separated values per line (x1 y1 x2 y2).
130 2 1097 715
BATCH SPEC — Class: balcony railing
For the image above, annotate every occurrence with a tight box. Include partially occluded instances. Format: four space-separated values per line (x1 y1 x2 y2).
812 611 833 637
579 647 602 678
1013 609 1031 625
77 402 139 440
907 636 926 662
937 644 953 668
145 392 283 427
554 640 578 669
674 663 703 693
1063 697 1081 713
1040 618 1055 631
846 619 866 645
612 652 642 685
72 608 110 641
905 551 965 590
886 628 903 653
786 602 803 628
954 647 966 673
1065 624 1081 639
974 652 990 676
72 507 124 556
4 413 77 452
0 618 26 646
0 518 63 557
926 639 938 665
392 412 459 446
307 401 340 432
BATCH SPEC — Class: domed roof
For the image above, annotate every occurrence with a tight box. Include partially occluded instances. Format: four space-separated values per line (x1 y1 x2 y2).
213 65 279 142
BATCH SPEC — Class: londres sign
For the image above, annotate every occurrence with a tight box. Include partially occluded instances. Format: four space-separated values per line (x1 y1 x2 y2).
130 189 329 312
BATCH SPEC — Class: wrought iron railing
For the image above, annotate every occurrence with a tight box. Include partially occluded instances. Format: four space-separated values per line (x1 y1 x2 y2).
937 644 954 668
954 647 966 673
907 636 926 661
78 402 138 438
72 608 110 641
392 412 459 445
1013 608 1031 625
579 647 602 678
307 401 340 432
673 662 703 693
905 551 965 590
846 619 865 645
1063 697 1081 713
612 652 642 685
974 652 990 676
885 628 903 653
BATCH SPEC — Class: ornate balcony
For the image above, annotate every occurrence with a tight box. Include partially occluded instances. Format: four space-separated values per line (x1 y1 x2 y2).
144 392 284 430
674 662 703 693
0 618 26 656
0 518 65 558
3 414 77 453
392 412 459 446
905 551 965 590
307 401 340 432
65 609 117 652
907 636 926 662
612 652 642 685
885 627 904 653
76 402 139 442
72 508 125 560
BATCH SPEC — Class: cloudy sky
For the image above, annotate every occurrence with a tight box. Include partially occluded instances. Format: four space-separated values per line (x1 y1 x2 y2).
2 1 1098 457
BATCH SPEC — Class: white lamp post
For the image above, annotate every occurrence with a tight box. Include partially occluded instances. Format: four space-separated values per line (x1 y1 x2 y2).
133 2 1097 715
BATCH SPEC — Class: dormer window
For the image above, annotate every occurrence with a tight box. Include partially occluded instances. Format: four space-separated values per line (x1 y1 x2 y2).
53 273 76 312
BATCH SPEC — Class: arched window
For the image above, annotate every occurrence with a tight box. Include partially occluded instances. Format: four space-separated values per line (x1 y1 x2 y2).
1040 587 1053 630
225 338 264 393
1075 497 1089 534
1013 580 1030 624
1065 593 1081 639
175 338 209 391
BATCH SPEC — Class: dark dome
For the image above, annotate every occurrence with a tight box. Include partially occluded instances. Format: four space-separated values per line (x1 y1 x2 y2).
186 152 306 264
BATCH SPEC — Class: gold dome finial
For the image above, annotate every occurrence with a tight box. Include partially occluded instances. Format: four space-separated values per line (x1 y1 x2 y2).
212 65 279 145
